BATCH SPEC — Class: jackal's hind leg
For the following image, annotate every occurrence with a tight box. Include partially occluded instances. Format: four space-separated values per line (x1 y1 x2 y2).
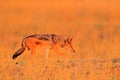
25 38 37 60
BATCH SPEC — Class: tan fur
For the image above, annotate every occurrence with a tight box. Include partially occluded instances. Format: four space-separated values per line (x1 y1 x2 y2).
12 34 76 59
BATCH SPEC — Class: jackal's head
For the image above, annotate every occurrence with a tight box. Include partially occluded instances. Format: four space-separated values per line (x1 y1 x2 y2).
65 37 76 53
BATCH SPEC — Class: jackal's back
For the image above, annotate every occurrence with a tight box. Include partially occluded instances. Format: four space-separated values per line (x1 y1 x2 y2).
25 34 66 44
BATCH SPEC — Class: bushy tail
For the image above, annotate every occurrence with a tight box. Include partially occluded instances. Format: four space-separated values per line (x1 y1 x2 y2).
12 47 25 59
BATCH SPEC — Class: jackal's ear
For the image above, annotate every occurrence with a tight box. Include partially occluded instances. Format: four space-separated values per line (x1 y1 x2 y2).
67 37 73 42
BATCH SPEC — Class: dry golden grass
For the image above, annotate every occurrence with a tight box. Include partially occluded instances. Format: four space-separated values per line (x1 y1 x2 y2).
0 0 120 80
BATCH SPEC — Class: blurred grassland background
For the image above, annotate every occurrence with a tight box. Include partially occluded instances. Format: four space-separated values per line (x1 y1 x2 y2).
0 0 120 80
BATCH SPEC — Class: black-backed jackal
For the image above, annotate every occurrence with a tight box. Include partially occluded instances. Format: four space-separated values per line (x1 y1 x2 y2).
12 34 76 59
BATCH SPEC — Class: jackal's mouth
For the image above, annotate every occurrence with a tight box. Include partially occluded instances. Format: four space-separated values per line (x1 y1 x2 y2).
71 49 76 53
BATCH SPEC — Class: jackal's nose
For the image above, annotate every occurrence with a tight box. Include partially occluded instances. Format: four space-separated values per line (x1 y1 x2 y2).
73 49 76 53
70 46 76 53
71 48 76 53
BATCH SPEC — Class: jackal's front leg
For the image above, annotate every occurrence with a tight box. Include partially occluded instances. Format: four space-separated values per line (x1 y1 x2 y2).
52 44 65 57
